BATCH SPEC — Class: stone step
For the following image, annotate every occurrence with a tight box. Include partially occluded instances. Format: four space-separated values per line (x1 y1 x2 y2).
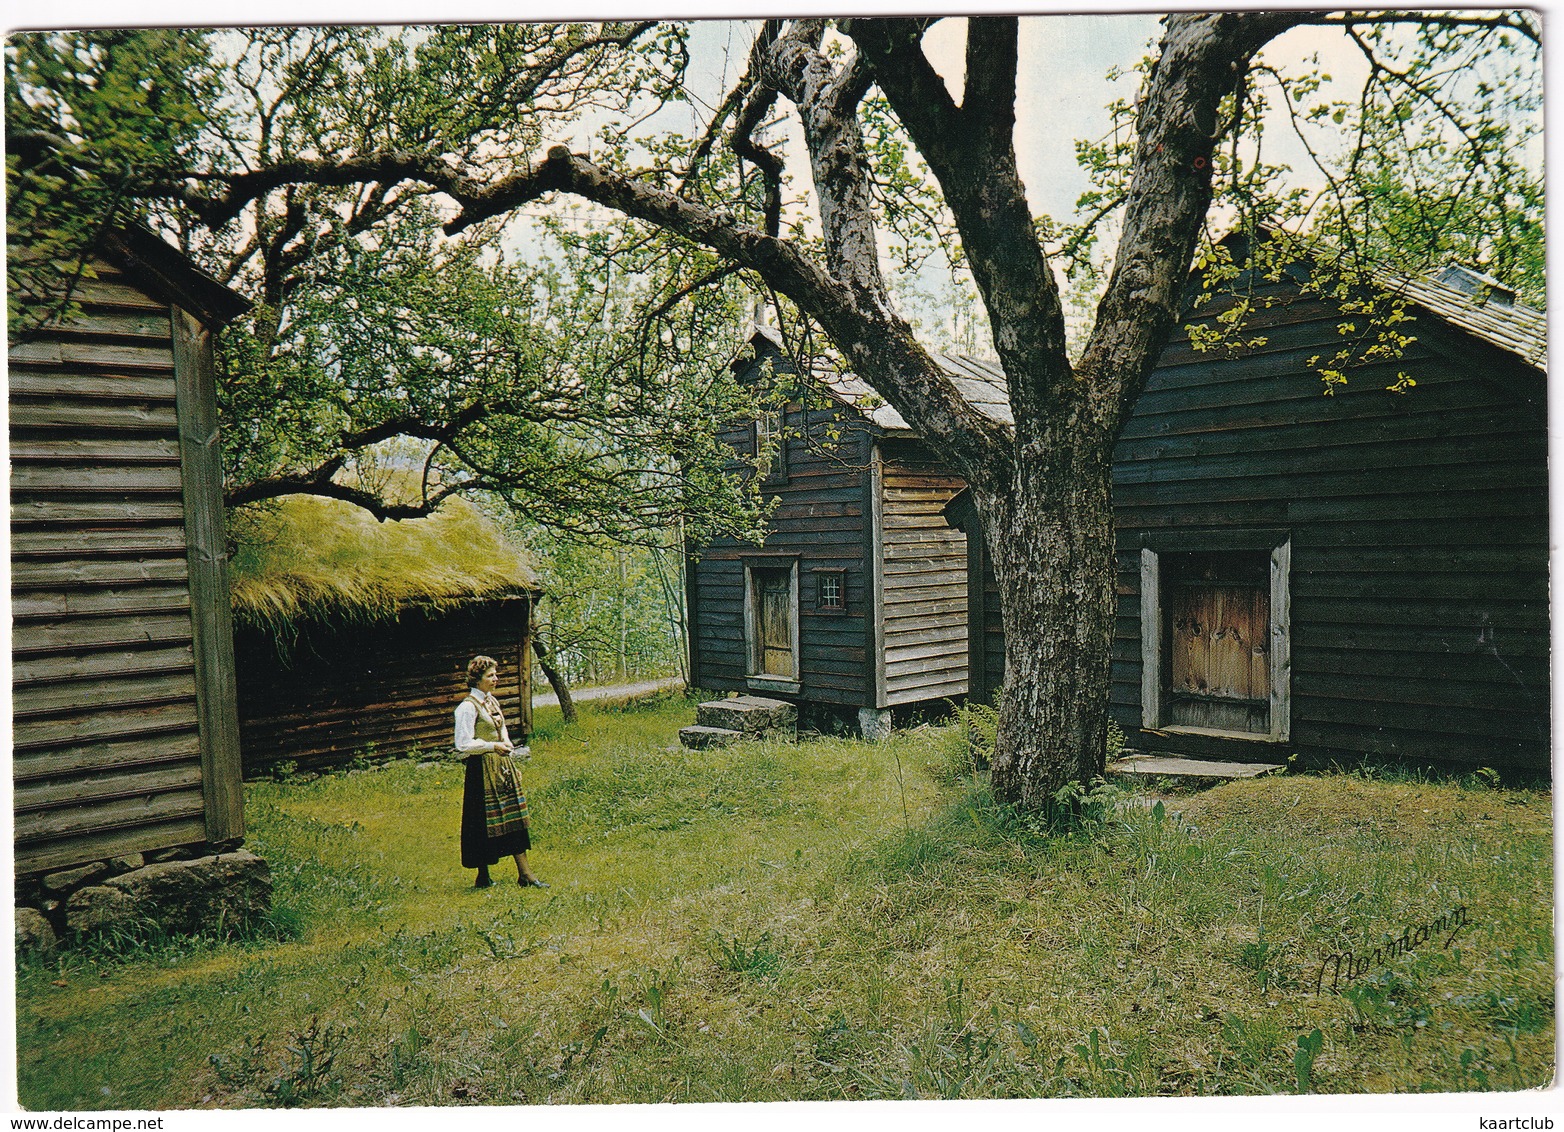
679 725 744 750
696 695 797 734
1106 753 1284 789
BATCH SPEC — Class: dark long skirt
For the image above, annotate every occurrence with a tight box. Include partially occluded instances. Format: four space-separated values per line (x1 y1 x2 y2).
460 754 531 868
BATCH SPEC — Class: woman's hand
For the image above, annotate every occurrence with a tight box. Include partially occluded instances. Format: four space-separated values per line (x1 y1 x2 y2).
494 740 514 754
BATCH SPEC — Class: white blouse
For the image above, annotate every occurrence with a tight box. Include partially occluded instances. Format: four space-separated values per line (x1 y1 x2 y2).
453 688 512 754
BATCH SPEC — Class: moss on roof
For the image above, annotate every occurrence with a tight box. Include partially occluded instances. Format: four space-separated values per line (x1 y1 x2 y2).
229 494 539 631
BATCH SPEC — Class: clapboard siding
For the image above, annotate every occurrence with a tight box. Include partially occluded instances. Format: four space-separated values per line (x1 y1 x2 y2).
878 439 968 706
234 598 533 775
689 342 876 708
11 244 250 877
10 269 204 874
1105 277 1548 770
16 732 206 783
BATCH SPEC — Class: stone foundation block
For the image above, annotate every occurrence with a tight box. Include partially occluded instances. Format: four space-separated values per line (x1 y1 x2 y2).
42 861 110 895
65 885 140 935
15 907 57 954
697 696 797 734
66 851 272 937
679 725 744 750
858 708 893 741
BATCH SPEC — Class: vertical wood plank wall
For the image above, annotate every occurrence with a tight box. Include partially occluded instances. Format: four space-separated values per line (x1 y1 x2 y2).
233 599 533 775
11 267 212 874
1110 284 1549 770
877 439 969 707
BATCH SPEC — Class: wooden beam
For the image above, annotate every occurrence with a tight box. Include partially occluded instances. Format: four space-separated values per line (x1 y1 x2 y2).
963 519 988 697
517 597 534 739
868 444 887 710
170 305 245 843
684 533 702 685
1270 538 1292 742
15 817 208 877
1140 548 1161 730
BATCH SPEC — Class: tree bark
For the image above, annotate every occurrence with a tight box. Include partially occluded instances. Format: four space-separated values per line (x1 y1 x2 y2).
531 635 576 725
126 12 1322 811
979 413 1115 809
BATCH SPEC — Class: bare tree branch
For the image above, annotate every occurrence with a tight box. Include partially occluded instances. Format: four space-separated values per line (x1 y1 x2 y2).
845 17 1070 442
1079 10 1314 431
1306 10 1539 45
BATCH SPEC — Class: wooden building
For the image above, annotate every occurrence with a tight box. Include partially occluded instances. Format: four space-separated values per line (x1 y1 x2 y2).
686 327 1009 735
694 240 1547 770
950 242 1549 773
11 226 252 876
230 495 541 775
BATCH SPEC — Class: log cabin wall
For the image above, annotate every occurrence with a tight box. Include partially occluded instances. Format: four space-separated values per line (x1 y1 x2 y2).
1110 277 1549 771
876 438 969 708
12 248 247 876
234 598 533 775
688 344 876 709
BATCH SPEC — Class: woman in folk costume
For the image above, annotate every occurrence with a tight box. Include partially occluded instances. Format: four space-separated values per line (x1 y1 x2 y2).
454 655 547 889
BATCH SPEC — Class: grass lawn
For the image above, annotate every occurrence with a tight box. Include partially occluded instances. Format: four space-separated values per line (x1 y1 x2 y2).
15 694 1554 1108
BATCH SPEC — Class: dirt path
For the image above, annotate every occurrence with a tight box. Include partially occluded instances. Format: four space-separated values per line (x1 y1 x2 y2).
532 674 685 709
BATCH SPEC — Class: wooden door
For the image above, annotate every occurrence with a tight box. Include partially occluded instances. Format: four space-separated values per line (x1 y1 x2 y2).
1164 552 1269 733
755 568 795 678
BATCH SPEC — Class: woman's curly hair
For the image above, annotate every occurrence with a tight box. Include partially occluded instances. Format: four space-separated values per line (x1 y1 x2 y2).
466 655 498 687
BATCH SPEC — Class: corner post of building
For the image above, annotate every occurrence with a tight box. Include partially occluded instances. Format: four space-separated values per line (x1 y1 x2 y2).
1139 546 1161 731
170 305 245 843
515 596 535 739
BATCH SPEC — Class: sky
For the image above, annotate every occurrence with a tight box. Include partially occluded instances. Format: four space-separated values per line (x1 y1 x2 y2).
665 14 1164 224
7 5 1537 261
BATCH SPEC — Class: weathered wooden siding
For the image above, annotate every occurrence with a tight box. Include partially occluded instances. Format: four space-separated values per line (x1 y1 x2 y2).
878 438 968 707
688 389 875 708
689 338 878 707
11 268 213 874
1110 281 1549 770
234 599 533 775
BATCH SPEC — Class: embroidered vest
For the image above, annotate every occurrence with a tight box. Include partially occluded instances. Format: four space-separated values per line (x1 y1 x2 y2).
468 693 504 746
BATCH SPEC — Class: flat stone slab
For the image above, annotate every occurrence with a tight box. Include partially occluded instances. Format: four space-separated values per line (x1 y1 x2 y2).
679 725 744 750
696 695 797 734
1108 754 1283 782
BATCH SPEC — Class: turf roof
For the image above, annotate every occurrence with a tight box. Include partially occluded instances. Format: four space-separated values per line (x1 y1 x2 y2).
229 494 539 631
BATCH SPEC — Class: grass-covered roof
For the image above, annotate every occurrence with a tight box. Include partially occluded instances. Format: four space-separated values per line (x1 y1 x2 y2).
229 494 539 631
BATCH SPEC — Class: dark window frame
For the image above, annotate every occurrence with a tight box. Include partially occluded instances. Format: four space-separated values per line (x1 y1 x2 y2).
811 567 848 614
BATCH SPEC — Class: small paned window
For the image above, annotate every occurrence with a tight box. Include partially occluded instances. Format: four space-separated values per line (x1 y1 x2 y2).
814 568 846 612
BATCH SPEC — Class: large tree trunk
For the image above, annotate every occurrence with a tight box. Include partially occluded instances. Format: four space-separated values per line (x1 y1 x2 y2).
981 423 1116 809
442 14 1308 811
531 636 577 725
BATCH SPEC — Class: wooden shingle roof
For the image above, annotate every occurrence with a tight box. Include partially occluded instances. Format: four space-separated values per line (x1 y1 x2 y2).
744 239 1545 434
747 323 1011 434
1235 223 1547 373
1383 270 1547 372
